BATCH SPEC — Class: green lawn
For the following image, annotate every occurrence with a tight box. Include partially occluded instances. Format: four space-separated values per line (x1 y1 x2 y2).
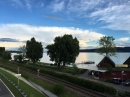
23 72 81 97
0 69 45 97
0 74 23 97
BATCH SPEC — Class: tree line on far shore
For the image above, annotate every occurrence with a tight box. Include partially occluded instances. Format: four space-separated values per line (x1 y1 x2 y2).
1 35 116 67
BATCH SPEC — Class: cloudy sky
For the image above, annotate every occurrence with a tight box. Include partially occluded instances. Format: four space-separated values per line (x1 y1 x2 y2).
0 0 130 50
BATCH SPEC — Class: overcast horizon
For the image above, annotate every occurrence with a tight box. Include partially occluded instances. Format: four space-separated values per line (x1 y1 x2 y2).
0 0 130 50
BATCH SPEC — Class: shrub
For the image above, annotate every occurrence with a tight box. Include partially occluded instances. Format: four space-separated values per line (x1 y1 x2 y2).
52 83 65 94
0 62 117 95
72 64 80 75
106 78 113 83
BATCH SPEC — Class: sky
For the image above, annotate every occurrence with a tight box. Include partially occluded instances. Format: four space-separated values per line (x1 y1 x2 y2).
0 0 130 50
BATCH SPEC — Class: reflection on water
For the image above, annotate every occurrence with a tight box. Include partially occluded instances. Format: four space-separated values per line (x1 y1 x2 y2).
40 53 130 65
11 52 130 65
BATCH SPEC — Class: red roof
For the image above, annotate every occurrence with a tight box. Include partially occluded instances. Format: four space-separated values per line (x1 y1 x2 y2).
98 56 115 68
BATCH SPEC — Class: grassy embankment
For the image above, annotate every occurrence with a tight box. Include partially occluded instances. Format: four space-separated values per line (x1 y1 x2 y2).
0 60 81 97
0 69 45 97
36 62 87 74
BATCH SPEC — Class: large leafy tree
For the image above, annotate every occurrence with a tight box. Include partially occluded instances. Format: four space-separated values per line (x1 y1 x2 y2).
96 36 116 56
26 37 43 63
46 34 79 67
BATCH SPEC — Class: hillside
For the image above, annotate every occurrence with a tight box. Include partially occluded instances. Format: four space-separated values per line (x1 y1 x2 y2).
80 47 130 52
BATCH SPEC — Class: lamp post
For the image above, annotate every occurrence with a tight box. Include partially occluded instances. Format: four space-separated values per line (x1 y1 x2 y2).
122 71 124 86
37 69 40 77
18 67 19 85
15 67 21 86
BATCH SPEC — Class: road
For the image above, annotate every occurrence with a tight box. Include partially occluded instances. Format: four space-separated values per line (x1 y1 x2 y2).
0 79 14 97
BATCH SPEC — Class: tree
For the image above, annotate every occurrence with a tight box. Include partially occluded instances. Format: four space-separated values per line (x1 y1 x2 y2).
26 37 43 63
18 45 26 58
2 51 11 60
14 55 23 62
46 34 79 67
0 47 5 59
96 36 116 57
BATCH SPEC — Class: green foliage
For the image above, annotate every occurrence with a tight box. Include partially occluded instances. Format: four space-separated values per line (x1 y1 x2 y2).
14 55 23 62
18 45 26 58
72 64 80 75
2 51 11 60
26 37 43 63
0 69 45 97
80 69 87 74
52 83 65 94
0 47 5 59
0 73 23 97
106 78 113 83
46 34 79 67
0 62 117 95
96 36 116 57
118 91 130 97
0 48 10 60
25 66 117 95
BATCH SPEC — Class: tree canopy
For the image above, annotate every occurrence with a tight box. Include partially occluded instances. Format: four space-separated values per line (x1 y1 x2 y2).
46 34 79 67
18 45 26 58
26 37 43 63
0 47 5 59
96 36 116 57
2 51 11 60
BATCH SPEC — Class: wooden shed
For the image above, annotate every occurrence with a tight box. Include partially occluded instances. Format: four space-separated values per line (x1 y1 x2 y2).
123 57 130 68
97 56 115 68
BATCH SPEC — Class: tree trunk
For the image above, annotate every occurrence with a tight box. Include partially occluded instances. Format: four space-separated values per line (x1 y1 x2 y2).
58 63 60 67
63 62 65 67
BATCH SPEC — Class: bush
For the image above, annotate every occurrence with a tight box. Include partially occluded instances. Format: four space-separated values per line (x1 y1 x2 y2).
0 62 117 95
80 69 87 74
106 78 113 83
52 83 65 94
21 73 29 79
72 64 80 75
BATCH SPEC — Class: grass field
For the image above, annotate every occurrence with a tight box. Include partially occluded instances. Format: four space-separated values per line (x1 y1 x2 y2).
0 69 45 97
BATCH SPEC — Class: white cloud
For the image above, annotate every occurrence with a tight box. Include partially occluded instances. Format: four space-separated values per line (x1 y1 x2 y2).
118 38 129 42
67 0 104 13
0 42 25 50
25 0 31 10
89 1 130 31
11 0 23 7
0 24 104 49
51 1 65 12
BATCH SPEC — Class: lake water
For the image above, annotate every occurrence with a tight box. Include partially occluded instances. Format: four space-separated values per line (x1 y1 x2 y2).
11 52 130 66
40 52 130 65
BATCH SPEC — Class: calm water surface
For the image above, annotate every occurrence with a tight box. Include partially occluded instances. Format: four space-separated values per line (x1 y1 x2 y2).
11 52 130 66
40 52 130 65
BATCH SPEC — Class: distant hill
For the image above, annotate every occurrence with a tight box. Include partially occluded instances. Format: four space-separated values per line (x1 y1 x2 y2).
80 47 130 52
7 47 130 53
7 51 21 53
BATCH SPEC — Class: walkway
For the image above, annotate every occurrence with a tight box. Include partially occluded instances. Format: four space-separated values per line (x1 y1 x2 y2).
79 71 130 92
0 68 57 97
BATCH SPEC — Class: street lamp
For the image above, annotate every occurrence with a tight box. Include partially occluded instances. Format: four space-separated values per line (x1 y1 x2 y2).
122 71 124 86
37 69 40 77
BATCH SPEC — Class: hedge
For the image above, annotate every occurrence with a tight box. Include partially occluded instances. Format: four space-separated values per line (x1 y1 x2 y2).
0 61 117 95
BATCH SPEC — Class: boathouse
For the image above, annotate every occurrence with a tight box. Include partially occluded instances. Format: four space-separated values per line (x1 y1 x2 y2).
123 57 130 68
97 56 115 68
97 56 130 80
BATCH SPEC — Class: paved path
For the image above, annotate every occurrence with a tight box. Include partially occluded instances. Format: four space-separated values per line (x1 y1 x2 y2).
0 79 15 97
0 68 57 97
79 71 130 92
